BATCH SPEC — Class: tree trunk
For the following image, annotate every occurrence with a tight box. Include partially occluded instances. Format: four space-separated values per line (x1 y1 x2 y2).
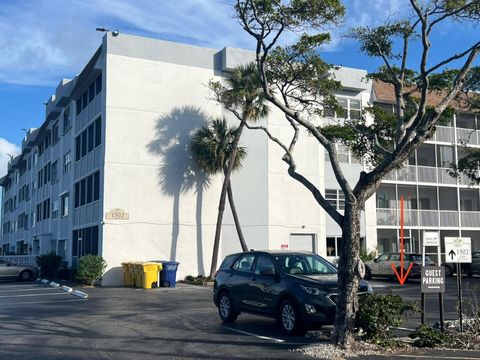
209 182 228 278
332 202 362 349
227 182 248 252
208 122 246 277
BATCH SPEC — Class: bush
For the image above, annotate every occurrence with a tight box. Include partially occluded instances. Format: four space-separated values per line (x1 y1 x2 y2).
185 275 195 281
360 249 377 262
356 294 418 343
75 255 107 286
36 253 62 278
409 324 451 347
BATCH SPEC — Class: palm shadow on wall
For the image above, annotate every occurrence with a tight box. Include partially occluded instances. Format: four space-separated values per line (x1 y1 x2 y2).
147 106 210 276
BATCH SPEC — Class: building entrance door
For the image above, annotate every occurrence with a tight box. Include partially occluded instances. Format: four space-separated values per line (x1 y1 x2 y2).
288 234 317 253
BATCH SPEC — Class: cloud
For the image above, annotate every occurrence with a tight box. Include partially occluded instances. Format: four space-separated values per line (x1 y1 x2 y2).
0 138 20 178
0 0 410 86
0 0 250 86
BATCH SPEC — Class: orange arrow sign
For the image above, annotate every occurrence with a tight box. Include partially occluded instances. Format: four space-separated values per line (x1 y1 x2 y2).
391 195 413 285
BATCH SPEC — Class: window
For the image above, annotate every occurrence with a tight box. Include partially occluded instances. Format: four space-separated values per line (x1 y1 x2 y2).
74 171 100 208
456 113 476 129
325 189 345 210
61 194 69 217
76 98 82 116
72 226 99 257
75 73 102 116
460 189 480 211
51 161 58 182
95 74 102 95
52 200 59 219
82 91 88 110
37 198 51 221
52 121 59 144
232 254 255 273
75 117 102 161
63 106 71 133
33 151 38 166
437 145 455 168
325 144 361 165
326 237 343 257
63 152 71 174
254 255 276 275
88 83 95 102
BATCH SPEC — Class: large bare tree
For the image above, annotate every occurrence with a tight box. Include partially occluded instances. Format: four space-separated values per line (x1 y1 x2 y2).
225 0 480 348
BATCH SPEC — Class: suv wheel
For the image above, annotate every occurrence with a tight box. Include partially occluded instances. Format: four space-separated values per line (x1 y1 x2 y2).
278 299 306 336
218 292 238 323
19 270 33 281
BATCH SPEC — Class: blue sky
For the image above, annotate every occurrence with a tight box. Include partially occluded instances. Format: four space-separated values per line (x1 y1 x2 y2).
0 0 478 175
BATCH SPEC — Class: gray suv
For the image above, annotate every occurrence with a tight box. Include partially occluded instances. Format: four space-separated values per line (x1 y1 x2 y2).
0 259 39 281
364 253 434 281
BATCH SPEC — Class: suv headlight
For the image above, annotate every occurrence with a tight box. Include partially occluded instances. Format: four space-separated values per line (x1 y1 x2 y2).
367 283 374 294
300 285 322 296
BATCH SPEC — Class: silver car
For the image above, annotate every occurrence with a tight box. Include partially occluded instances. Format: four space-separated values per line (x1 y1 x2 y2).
364 253 435 281
0 259 39 281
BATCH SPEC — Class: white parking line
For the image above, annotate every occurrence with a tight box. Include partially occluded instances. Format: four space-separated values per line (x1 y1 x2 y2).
223 326 285 343
0 284 42 289
0 292 67 298
0 287 61 293
0 298 86 306
396 355 480 360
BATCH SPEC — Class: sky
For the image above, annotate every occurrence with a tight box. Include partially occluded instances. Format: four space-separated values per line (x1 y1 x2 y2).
0 0 478 176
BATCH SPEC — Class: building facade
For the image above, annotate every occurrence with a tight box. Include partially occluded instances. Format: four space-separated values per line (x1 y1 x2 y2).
1 33 478 285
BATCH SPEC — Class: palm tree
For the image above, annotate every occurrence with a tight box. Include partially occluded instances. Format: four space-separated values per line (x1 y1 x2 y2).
190 118 248 258
192 63 269 277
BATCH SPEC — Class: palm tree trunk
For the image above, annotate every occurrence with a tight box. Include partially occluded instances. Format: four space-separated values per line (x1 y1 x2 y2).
227 182 248 252
209 122 246 277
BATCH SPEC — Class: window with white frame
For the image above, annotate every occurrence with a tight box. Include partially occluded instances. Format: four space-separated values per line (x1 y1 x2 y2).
323 97 362 120
61 193 69 217
325 189 345 211
325 144 362 165
52 200 59 219
63 151 71 174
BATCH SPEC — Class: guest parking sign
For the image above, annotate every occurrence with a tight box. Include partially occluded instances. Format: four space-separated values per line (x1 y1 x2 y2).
421 266 445 293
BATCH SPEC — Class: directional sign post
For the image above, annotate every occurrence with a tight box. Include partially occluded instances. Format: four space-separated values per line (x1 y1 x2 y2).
422 231 444 330
444 237 472 332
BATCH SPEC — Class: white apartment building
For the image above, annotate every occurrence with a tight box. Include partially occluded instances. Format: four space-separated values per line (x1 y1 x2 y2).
1 33 478 285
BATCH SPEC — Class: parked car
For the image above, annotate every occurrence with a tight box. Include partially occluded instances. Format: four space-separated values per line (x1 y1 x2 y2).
213 250 373 335
0 259 39 281
443 251 480 277
364 252 435 281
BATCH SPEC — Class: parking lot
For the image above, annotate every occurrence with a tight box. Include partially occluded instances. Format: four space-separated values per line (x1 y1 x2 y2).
0 277 479 360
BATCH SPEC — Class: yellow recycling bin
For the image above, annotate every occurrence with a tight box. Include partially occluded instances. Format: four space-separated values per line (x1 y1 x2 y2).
141 263 163 289
121 262 133 286
132 262 144 288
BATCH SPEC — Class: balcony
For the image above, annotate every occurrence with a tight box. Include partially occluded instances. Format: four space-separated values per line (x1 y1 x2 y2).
461 211 480 227
456 128 478 146
376 209 460 227
434 126 455 143
383 166 458 185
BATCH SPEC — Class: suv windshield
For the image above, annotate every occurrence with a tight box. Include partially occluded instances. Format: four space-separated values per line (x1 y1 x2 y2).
272 253 337 275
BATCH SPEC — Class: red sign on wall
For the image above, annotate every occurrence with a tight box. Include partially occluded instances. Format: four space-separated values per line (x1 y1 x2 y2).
281 244 289 249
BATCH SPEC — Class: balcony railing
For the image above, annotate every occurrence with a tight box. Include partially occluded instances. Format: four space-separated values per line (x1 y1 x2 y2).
376 209 462 228
434 126 455 143
383 165 458 185
456 128 477 146
461 211 480 227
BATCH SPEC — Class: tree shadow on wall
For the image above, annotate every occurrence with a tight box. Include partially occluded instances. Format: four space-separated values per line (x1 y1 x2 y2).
147 106 210 276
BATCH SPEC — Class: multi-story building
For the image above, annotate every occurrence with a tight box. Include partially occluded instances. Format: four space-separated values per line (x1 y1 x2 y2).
1 33 478 285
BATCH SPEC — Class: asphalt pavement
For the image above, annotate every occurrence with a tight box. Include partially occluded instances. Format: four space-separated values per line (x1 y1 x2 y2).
0 277 478 360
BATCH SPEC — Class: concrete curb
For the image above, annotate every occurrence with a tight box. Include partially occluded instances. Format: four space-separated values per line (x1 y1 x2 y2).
37 278 88 299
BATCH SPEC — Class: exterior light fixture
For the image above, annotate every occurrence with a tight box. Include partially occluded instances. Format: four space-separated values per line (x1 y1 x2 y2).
96 28 120 37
